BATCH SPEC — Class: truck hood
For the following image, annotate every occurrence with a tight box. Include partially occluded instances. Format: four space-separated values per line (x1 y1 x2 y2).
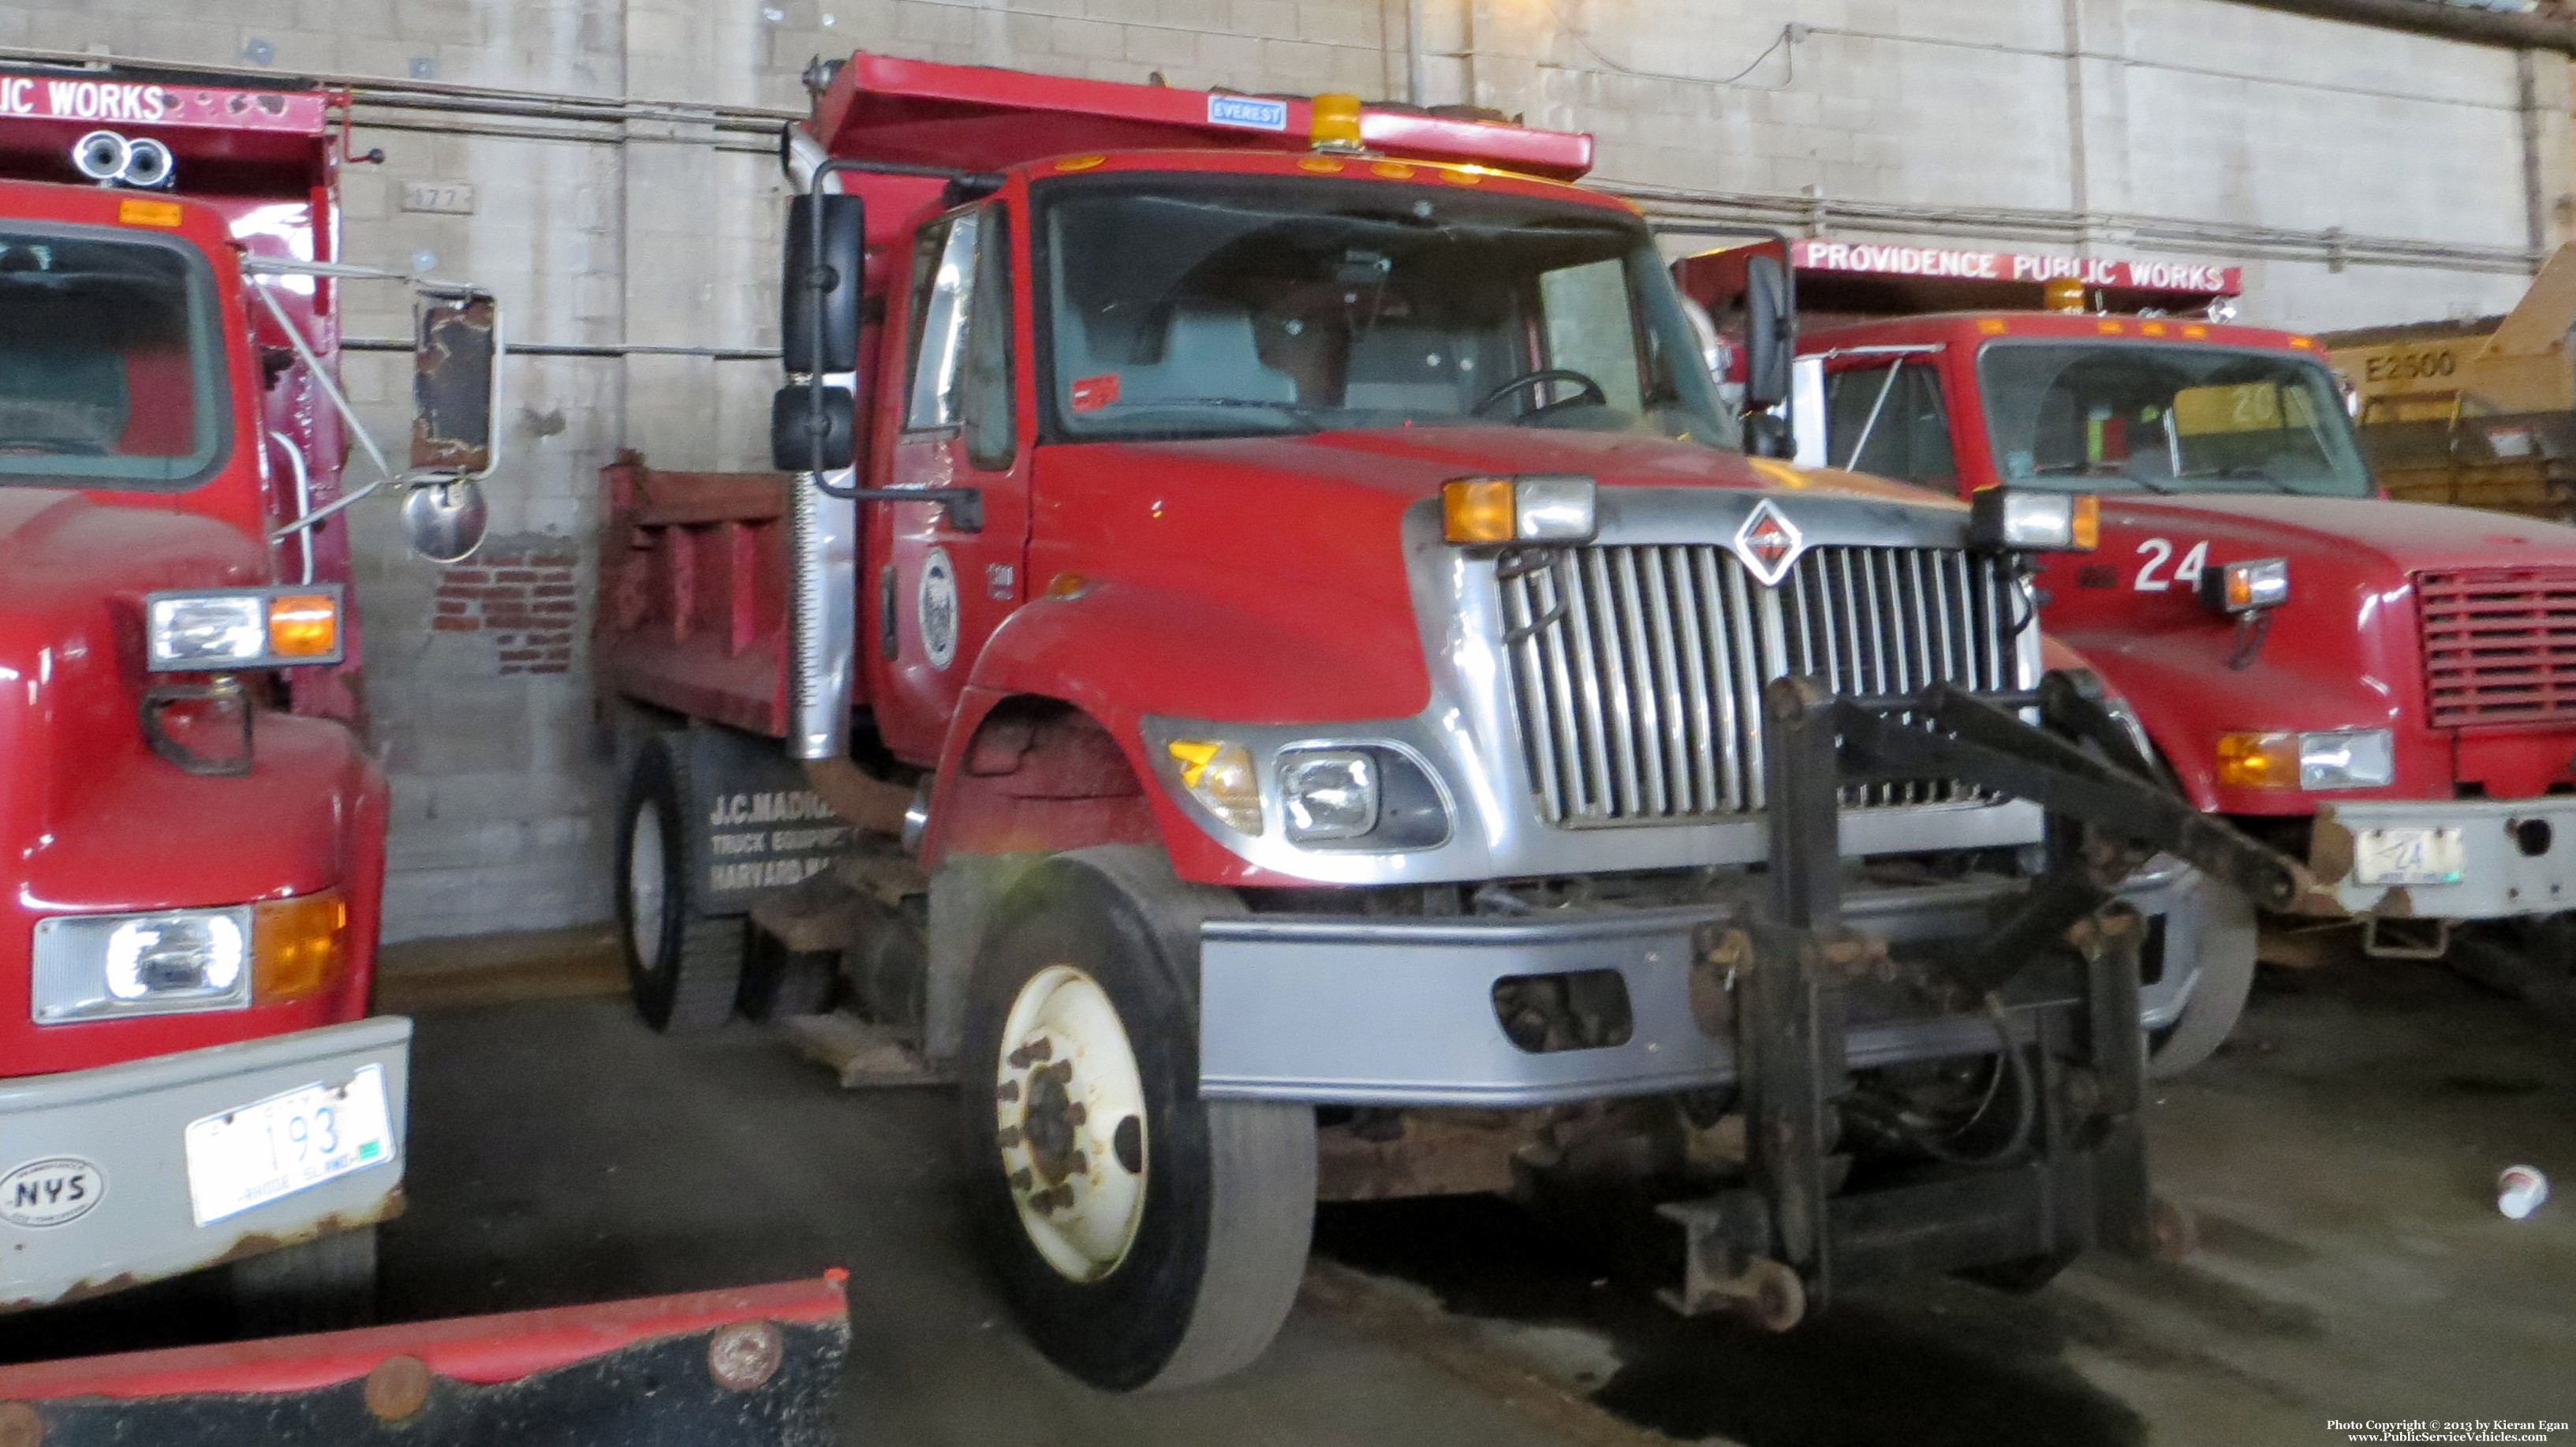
2103 492 2576 571
1020 425 1981 729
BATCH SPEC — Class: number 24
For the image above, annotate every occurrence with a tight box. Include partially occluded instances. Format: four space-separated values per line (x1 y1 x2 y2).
2134 537 2207 593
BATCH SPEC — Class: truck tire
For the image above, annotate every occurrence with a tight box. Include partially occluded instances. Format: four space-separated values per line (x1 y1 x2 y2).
230 1224 377 1336
618 735 746 1034
959 847 1316 1392
2146 879 2257 1079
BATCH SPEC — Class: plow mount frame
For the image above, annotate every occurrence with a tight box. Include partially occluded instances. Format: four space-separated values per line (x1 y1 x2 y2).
1663 670 2295 1326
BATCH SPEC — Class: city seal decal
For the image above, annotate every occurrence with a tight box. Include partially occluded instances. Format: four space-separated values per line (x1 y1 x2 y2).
2 1155 104 1228
918 548 961 670
1731 499 1806 588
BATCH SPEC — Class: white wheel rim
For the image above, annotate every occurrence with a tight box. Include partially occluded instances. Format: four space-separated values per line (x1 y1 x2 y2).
995 964 1151 1282
629 798 666 968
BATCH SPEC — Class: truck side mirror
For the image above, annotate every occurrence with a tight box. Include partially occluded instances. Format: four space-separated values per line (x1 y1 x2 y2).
783 193 864 376
1742 254 1796 458
411 287 501 477
405 286 501 563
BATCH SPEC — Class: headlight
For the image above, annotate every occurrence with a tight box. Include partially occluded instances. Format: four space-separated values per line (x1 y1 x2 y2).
1166 739 1262 835
2198 558 2290 614
2215 729 2393 791
1280 750 1379 841
1968 488 2098 552
146 586 345 671
2297 728 2395 790
30 893 346 1023
33 908 251 1023
1443 474 1597 545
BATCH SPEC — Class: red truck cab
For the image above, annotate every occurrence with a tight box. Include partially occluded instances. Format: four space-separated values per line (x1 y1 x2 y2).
0 67 483 1320
1760 293 2576 961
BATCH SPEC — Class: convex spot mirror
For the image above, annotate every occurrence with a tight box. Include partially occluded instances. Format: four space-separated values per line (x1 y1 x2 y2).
413 287 501 479
401 478 489 564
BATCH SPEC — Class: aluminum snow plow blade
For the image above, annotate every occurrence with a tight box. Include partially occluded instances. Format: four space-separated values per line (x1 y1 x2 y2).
0 1273 848 1446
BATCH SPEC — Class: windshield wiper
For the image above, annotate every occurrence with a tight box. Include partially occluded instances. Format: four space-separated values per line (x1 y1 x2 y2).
2026 462 2176 495
1091 398 1325 434
2173 466 2298 495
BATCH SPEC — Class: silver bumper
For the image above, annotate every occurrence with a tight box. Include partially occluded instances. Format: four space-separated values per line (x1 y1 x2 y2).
2320 798 2576 919
0 1016 411 1311
1200 862 2198 1106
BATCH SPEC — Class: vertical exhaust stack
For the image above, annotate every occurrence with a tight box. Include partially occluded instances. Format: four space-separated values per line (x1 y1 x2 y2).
789 469 857 761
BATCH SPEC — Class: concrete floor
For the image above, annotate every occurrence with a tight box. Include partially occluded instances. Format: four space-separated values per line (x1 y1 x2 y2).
6 944 2573 1445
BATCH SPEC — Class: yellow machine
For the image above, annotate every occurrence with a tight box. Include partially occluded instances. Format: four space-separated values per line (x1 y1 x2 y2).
2327 243 2576 521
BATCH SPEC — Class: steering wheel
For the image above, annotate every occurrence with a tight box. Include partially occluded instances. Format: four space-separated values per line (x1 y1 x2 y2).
1473 368 1609 418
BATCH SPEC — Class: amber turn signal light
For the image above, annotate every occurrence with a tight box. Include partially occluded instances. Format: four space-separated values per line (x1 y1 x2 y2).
267 593 340 658
2215 732 2300 790
253 890 348 1000
1443 478 1518 545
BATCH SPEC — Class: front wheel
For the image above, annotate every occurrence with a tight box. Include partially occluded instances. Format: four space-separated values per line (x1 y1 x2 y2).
960 847 1315 1392
2146 879 2257 1079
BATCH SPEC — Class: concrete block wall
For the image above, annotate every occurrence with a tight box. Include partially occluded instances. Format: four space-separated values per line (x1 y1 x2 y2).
0 0 2564 940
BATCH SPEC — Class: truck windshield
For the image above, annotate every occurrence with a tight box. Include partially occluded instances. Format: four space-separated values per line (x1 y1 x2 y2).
0 229 226 491
1978 341 2370 498
1039 174 1734 447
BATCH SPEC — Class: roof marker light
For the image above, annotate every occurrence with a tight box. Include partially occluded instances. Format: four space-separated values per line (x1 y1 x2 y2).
1312 93 1365 151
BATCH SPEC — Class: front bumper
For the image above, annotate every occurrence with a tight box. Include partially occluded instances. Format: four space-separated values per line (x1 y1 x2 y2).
2317 798 2576 919
0 1016 410 1311
1199 860 2197 1106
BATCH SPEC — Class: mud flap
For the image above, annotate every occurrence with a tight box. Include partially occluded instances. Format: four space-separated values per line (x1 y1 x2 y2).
0 1276 848 1446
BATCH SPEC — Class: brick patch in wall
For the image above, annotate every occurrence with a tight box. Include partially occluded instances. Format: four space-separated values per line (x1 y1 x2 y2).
431 533 581 676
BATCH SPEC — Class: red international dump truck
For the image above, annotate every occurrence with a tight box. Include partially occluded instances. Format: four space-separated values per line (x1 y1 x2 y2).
0 66 495 1326
597 53 2302 1391
1675 240 2576 1064
0 66 852 1445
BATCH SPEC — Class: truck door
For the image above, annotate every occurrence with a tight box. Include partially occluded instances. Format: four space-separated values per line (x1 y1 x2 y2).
1816 350 1960 496
865 200 1029 765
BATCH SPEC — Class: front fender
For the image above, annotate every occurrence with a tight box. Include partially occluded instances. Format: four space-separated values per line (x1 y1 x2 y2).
943 581 1431 882
2055 626 2410 812
963 579 1430 728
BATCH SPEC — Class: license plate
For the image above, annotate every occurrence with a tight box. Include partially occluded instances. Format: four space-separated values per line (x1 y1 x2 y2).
184 1065 396 1227
2352 827 2466 887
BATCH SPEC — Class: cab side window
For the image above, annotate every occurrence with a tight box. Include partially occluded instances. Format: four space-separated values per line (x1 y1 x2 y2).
1824 360 1955 489
902 204 1017 470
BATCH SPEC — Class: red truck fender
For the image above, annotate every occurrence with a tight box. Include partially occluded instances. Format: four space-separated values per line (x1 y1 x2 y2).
925 578 1432 870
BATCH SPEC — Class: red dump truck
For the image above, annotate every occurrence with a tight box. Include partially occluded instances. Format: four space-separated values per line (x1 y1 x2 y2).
0 65 850 1446
1675 241 2576 1064
597 53 2301 1391
0 65 499 1325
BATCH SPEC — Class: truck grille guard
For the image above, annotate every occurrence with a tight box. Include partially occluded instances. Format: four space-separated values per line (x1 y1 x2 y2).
1663 667 2307 1328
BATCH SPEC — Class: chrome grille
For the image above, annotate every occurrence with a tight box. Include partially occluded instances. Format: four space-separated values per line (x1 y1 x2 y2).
1498 544 2029 825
